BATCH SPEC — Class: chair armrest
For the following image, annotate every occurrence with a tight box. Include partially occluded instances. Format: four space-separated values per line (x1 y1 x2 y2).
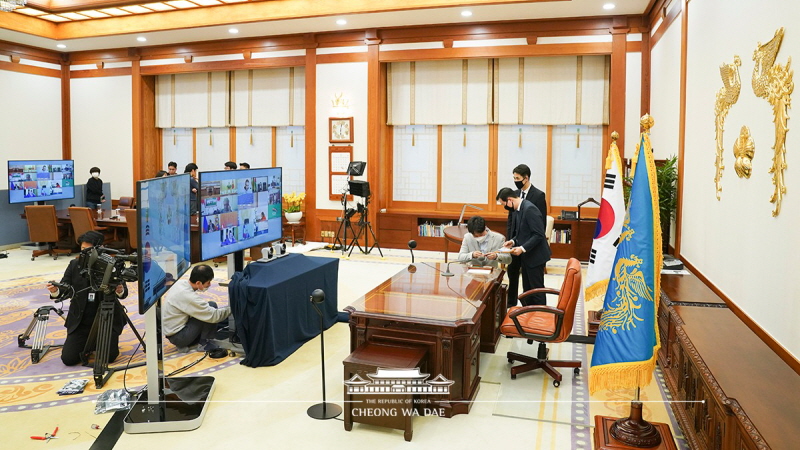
508 305 565 341
518 287 560 302
94 226 109 231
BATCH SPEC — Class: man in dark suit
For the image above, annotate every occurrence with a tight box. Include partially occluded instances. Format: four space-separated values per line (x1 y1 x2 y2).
185 163 200 215
46 231 129 366
505 164 548 308
497 188 551 306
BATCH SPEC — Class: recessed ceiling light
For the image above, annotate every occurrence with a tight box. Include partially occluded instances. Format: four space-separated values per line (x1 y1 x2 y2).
603 3 615 10
56 44 66 49
137 36 147 42
336 19 347 25
228 28 239 34
461 10 472 17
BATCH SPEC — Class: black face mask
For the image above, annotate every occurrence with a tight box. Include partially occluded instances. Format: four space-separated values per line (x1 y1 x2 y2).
504 204 514 212
514 180 525 189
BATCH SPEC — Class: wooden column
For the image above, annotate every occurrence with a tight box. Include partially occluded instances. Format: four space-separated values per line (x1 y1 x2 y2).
609 17 629 159
675 0 688 257
640 27 651 118
132 57 142 190
366 31 382 232
60 58 71 160
304 39 318 238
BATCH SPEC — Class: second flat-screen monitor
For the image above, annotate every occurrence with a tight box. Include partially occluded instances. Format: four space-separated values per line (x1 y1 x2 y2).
137 174 192 315
8 159 75 204
199 167 282 261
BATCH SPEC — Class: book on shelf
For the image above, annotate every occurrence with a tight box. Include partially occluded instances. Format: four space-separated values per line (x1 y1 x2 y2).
417 221 454 237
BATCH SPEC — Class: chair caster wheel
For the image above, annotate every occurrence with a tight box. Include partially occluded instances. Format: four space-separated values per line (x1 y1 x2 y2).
508 358 514 363
511 374 517 380
574 368 580 376
553 380 560 388
31 257 35 261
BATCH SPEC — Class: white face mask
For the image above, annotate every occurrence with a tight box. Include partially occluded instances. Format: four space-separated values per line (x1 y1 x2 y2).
475 234 488 243
91 172 100 178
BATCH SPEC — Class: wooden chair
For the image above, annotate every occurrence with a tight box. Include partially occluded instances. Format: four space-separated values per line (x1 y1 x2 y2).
500 257 582 387
118 196 135 210
24 205 72 260
123 208 138 253
68 206 119 247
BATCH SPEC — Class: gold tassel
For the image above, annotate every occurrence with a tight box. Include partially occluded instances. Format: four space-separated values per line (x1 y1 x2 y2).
518 127 522 147
576 127 581 148
412 127 415 146
173 129 176 145
249 128 253 145
463 127 467 147
209 129 212 146
290 129 294 148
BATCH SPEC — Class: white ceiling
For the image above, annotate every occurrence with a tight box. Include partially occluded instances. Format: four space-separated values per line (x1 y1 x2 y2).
0 0 651 52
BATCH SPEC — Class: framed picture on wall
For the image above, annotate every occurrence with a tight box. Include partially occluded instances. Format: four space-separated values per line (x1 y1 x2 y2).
329 117 353 143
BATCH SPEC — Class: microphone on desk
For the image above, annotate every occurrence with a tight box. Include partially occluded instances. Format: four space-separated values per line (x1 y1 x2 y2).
441 260 464 277
407 240 417 264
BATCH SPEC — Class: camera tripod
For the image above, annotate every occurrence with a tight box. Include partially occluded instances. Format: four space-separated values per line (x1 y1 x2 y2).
347 195 383 258
81 291 146 389
331 188 359 254
17 305 66 364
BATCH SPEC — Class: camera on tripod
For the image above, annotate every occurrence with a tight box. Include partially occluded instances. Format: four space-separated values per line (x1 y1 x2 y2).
77 246 138 294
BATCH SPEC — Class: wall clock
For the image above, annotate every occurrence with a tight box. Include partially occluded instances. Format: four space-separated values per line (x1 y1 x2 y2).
329 117 354 143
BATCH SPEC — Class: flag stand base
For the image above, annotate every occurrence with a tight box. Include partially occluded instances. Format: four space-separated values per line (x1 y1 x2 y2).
594 404 677 449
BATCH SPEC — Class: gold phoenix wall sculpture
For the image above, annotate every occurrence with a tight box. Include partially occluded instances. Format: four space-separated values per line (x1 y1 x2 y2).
733 126 755 178
714 56 742 199
752 27 793 217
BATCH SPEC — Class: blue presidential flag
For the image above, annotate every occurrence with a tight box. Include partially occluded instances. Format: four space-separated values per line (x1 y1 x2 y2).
589 130 662 394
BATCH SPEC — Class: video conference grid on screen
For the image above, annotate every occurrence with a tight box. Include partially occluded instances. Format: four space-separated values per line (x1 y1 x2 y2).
8 160 75 204
199 167 282 261
138 174 192 315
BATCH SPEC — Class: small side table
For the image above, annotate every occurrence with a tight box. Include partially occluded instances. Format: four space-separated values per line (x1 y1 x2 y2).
282 219 306 246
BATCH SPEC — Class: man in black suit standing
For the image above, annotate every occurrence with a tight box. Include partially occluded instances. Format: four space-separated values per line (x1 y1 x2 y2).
497 187 551 306
505 164 548 308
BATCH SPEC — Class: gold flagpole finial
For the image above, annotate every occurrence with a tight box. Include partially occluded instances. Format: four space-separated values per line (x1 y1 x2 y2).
611 131 619 142
640 114 654 132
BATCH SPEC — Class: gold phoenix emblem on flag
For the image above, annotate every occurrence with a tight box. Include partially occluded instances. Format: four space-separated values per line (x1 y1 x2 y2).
599 253 655 334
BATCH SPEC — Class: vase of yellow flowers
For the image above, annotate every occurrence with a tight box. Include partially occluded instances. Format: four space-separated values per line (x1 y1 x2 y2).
283 191 306 223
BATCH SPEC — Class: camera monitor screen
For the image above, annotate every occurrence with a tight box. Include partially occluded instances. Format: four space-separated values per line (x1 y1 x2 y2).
199 167 282 261
137 174 192 315
8 159 75 204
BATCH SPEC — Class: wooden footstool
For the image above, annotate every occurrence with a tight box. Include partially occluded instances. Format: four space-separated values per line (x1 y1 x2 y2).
343 343 427 442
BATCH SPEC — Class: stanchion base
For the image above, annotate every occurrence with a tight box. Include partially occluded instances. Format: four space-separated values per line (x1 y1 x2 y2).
594 415 677 450
307 402 342 420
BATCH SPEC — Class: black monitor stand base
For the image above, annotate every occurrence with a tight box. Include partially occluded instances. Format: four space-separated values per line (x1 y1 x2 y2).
123 376 216 433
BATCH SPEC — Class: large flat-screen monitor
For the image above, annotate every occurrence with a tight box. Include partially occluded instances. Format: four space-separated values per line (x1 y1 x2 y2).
137 174 192 315
8 159 75 204
199 167 282 261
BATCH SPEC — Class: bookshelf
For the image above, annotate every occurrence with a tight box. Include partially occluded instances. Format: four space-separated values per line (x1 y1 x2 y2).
377 211 506 252
549 219 596 261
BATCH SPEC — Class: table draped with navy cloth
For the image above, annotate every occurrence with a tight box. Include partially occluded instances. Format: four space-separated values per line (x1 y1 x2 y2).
228 254 339 367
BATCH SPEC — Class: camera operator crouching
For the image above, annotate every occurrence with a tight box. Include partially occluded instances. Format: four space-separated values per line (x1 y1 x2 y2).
46 231 128 366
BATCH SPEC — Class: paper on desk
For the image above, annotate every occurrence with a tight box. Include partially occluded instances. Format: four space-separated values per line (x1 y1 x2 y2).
661 269 690 275
467 268 492 276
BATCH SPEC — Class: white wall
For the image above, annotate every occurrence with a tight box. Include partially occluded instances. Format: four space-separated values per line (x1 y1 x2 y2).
649 13 682 161
71 76 134 198
315 61 369 210
0 70 63 182
659 0 800 359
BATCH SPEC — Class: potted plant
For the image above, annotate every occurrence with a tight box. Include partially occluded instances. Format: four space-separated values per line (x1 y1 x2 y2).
623 155 678 254
656 155 678 255
283 191 306 223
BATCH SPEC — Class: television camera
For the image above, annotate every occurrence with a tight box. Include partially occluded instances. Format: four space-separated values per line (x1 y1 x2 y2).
76 246 138 294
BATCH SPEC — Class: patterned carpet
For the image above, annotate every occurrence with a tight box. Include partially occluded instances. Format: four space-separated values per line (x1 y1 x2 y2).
0 272 240 413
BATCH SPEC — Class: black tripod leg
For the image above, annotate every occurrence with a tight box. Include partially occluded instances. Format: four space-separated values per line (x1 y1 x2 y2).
123 313 146 353
347 223 366 257
365 222 383 257
93 299 115 388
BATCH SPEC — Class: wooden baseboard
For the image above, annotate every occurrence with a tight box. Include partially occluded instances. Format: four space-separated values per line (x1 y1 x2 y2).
680 256 800 376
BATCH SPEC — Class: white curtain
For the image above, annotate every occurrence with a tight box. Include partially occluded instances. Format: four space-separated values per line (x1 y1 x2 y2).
230 67 305 127
156 67 304 128
496 55 609 125
387 59 492 125
156 72 229 128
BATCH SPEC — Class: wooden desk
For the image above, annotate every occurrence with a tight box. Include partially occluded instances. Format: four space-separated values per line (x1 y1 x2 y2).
443 225 467 263
345 262 505 417
659 273 800 450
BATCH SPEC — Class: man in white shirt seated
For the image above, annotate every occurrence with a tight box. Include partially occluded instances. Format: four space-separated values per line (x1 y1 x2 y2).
457 216 511 268
162 264 230 352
